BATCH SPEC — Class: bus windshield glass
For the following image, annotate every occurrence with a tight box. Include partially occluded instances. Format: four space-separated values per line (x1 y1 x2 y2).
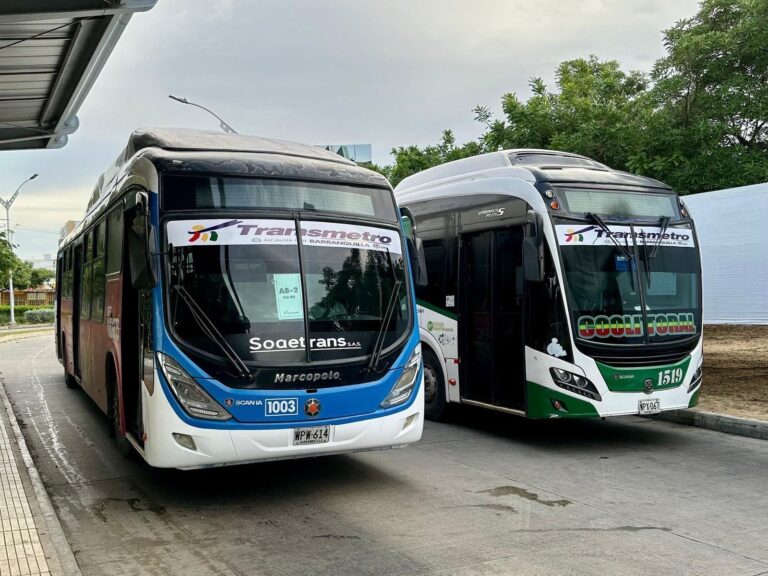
165 218 409 368
559 188 679 220
163 175 398 222
556 221 700 345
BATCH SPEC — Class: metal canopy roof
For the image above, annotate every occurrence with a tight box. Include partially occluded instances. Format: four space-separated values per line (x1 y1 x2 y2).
0 0 157 151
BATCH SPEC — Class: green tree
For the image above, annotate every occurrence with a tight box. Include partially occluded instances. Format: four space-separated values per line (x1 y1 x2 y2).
634 0 768 193
30 268 55 288
385 57 653 189
0 233 24 288
11 261 34 290
477 57 650 171
383 1 768 194
387 130 483 188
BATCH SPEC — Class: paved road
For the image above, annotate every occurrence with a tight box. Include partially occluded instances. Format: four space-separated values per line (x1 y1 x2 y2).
1 335 767 576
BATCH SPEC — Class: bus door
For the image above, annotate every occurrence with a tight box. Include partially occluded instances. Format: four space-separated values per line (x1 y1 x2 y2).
460 228 526 409
72 243 83 377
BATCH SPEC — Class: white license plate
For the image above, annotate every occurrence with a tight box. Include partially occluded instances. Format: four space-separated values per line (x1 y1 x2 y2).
293 426 331 446
638 398 661 415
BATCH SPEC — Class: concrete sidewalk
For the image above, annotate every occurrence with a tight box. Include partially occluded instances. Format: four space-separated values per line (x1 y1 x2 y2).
0 379 80 575
0 326 54 345
0 325 54 335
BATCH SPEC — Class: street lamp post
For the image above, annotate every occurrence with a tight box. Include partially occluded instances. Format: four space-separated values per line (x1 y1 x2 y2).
168 94 238 134
0 174 38 325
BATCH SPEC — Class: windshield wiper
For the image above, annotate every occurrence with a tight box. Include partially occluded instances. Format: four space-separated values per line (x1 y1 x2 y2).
640 232 652 289
585 212 635 262
171 283 253 382
367 278 403 374
649 216 671 259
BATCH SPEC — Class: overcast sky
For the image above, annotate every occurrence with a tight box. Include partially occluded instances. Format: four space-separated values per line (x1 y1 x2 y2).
0 0 700 261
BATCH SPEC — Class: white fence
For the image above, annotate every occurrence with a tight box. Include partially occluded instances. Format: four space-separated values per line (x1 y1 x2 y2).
684 182 768 325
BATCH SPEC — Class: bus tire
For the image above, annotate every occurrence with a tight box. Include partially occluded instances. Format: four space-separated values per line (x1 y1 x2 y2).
62 336 78 389
110 379 134 458
423 348 447 421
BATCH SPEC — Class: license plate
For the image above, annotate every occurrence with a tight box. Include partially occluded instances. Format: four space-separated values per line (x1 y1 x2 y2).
638 398 661 415
293 426 331 446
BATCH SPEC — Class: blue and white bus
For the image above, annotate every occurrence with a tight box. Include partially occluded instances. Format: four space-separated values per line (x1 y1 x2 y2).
56 128 426 469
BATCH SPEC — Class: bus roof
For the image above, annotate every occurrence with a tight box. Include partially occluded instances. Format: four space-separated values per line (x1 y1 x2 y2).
89 128 360 207
121 128 356 165
395 149 672 202
62 129 389 249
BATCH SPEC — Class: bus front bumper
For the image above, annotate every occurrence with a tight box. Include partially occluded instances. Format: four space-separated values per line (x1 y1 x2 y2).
141 383 424 469
526 380 699 419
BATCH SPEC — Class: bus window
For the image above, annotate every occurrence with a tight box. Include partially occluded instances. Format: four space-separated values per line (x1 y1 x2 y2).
66 247 74 298
420 240 446 306
91 221 107 322
107 207 123 274
527 245 570 361
81 233 93 320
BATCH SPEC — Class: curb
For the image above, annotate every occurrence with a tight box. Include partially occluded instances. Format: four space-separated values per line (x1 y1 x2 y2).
652 409 768 441
0 369 83 575
0 328 54 344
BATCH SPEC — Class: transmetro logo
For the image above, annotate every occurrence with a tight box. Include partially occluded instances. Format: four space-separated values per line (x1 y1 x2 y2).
564 226 594 243
187 219 242 243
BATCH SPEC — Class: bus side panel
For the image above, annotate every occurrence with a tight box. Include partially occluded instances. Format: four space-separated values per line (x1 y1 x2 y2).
79 319 92 394
105 274 123 413
60 298 75 375
55 257 63 360
78 275 122 417
88 319 109 415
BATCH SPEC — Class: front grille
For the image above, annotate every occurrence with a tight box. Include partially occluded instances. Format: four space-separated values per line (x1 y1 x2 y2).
591 351 691 367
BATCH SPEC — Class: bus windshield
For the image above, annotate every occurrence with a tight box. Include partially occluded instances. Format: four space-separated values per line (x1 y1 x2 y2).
557 221 700 345
165 218 409 369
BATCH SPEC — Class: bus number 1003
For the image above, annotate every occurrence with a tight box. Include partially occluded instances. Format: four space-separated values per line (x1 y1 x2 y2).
265 398 298 416
657 368 684 386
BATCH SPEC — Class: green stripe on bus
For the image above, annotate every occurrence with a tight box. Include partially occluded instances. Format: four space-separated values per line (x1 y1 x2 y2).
525 382 600 419
597 356 691 393
416 299 458 321
688 388 701 408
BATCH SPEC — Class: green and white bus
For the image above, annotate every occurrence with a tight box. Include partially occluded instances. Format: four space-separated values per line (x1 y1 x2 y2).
395 149 702 420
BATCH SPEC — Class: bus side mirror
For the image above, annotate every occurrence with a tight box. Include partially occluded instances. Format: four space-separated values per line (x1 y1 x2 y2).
407 237 429 287
400 207 428 287
524 210 545 282
127 192 157 289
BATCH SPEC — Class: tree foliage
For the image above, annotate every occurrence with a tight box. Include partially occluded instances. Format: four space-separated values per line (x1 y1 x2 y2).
30 268 55 288
0 233 16 286
384 0 768 194
637 0 768 192
11 261 33 290
387 130 482 187
0 234 53 289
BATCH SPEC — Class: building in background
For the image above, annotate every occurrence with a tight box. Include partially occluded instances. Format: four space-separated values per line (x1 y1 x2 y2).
59 220 79 244
317 144 372 163
30 253 56 272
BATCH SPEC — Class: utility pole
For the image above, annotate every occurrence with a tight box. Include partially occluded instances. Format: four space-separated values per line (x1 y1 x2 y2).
0 174 38 325
169 94 238 134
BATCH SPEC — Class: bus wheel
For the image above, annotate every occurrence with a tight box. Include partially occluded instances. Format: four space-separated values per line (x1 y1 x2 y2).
62 336 77 389
423 348 447 421
64 373 78 389
110 384 134 457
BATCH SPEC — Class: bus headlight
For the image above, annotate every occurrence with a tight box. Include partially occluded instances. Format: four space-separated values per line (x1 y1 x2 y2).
158 353 231 421
550 368 602 401
381 344 422 408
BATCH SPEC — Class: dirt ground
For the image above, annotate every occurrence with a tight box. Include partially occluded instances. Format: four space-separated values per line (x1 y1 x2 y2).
699 324 768 421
